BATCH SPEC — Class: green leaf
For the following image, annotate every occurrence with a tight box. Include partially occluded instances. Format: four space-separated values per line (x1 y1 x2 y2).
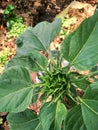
7 109 41 130
74 78 90 90
81 99 98 130
16 18 62 55
0 67 34 113
32 19 62 49
81 82 98 130
0 66 31 82
7 102 67 130
65 98 98 130
83 82 98 100
65 105 87 130
39 101 67 130
39 102 56 130
69 72 90 90
32 86 41 103
53 102 67 130
6 51 48 71
4 4 15 15
60 31 75 61
61 12 98 70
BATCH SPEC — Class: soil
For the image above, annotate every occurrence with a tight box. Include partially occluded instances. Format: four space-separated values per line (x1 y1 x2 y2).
0 0 98 130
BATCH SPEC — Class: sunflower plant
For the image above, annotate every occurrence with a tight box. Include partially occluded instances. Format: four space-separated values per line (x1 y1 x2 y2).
0 12 98 130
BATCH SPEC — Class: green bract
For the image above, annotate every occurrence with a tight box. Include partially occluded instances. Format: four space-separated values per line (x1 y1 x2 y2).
0 12 98 130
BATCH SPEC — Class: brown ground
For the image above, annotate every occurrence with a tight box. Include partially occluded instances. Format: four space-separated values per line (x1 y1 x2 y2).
0 0 97 25
0 0 98 130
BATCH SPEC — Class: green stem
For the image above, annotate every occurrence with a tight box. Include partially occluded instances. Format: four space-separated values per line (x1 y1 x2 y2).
34 60 46 71
67 93 78 104
80 70 98 80
31 83 43 87
66 83 78 104
87 70 98 77
48 50 57 66
55 90 65 102
71 70 98 83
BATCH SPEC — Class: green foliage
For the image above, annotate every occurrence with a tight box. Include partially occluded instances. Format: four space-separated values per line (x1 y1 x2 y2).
7 21 26 38
0 118 3 125
60 16 76 38
61 12 98 70
4 4 26 38
4 4 15 15
0 49 10 65
0 12 98 130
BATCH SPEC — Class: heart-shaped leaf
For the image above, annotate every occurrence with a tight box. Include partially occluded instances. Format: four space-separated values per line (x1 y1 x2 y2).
16 18 62 55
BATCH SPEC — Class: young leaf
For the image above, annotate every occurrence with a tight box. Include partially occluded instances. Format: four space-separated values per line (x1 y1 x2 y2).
61 12 98 70
16 18 62 55
0 67 34 113
7 109 41 130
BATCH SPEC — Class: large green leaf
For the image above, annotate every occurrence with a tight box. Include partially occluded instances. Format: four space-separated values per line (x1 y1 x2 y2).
39 101 67 130
65 100 98 130
65 105 87 130
0 67 34 113
61 12 98 70
81 99 98 130
81 82 98 130
65 81 98 130
0 66 32 82
65 101 98 130
7 102 67 130
6 51 48 71
7 109 41 130
16 18 62 55
32 19 62 49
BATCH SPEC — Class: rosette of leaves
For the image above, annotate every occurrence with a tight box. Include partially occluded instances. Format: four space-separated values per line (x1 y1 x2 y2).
0 12 98 130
